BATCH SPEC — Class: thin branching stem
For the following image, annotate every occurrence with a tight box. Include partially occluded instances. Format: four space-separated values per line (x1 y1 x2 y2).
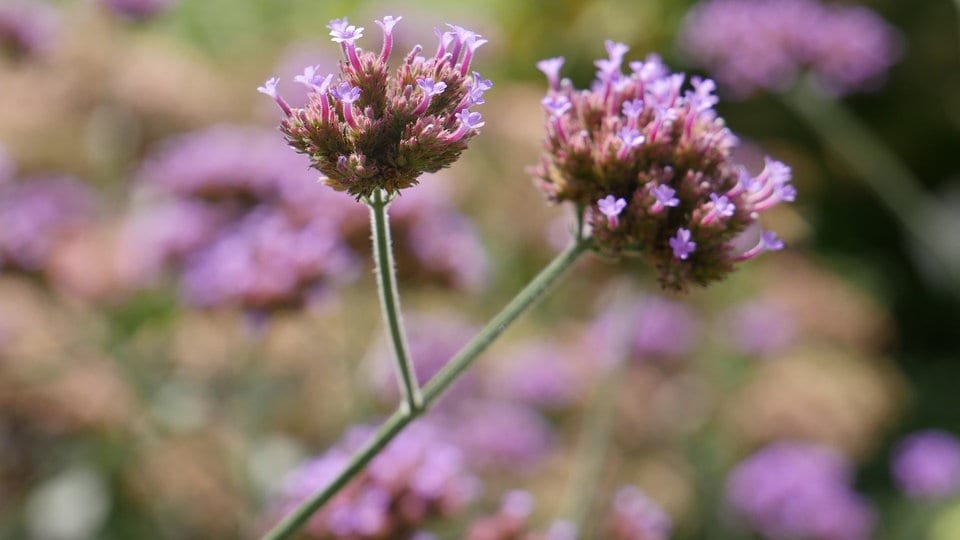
260 233 592 540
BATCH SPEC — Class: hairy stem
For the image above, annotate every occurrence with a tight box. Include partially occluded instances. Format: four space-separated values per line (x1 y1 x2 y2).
422 237 592 402
260 236 592 540
369 188 422 413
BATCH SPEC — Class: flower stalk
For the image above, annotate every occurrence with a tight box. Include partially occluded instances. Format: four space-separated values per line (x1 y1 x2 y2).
260 233 592 540
368 188 422 413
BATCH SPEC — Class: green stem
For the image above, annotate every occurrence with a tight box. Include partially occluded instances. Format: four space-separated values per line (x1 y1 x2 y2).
260 236 591 540
368 189 422 413
783 78 960 292
260 409 412 540
562 358 626 534
422 237 592 402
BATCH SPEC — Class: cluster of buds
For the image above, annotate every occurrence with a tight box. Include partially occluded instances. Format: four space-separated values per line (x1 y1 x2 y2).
260 16 490 198
531 43 795 289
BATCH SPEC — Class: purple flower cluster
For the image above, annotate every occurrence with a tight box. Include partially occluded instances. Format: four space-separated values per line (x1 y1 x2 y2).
491 341 584 410
274 421 478 538
605 486 672 540
99 0 175 21
586 293 701 365
0 0 57 59
725 442 875 540
388 182 489 291
679 0 900 98
127 126 360 311
727 300 796 357
262 16 490 198
532 43 793 290
0 176 96 273
891 430 960 500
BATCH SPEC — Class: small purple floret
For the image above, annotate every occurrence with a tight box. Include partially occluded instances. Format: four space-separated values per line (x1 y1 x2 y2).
669 228 696 260
329 23 364 44
710 193 736 218
537 57 565 90
649 184 679 213
542 95 572 117
330 81 361 103
598 195 627 228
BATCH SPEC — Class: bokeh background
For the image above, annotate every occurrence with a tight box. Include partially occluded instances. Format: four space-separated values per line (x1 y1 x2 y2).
1 0 959 538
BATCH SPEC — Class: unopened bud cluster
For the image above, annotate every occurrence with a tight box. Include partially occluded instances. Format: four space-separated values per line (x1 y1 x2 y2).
532 42 795 290
260 16 490 198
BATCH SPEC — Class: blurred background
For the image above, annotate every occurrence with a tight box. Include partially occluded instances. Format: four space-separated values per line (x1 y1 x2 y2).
0 0 958 538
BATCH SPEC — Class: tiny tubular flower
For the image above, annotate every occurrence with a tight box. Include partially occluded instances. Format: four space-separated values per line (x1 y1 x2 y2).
413 77 447 115
669 228 696 260
616 127 645 160
329 20 365 71
460 71 493 109
542 95 572 117
598 195 628 228
447 109 485 142
257 77 292 116
375 15 402 63
537 57 565 91
649 184 679 213
734 231 784 261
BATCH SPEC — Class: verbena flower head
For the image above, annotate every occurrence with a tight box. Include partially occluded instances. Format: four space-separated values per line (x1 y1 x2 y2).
274 421 478 538
725 442 875 540
891 430 960 500
532 43 793 290
262 16 490 198
679 0 900 98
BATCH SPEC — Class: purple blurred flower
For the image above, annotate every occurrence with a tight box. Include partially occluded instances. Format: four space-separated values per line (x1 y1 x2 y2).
607 486 672 540
586 293 701 366
274 421 478 538
0 0 58 59
492 341 583 410
445 401 554 472
726 442 875 540
180 208 357 310
99 0 175 21
130 125 362 311
370 313 483 408
728 300 796 357
388 179 490 291
0 176 96 272
891 430 960 500
679 0 900 98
